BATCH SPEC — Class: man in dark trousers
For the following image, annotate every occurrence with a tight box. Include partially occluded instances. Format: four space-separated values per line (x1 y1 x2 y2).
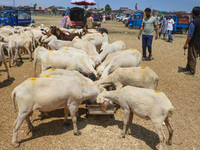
138 8 158 61
183 6 200 75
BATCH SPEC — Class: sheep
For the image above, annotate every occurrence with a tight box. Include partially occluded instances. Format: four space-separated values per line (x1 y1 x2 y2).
81 33 108 53
96 67 159 90
72 37 99 61
100 49 142 79
11 76 100 147
58 46 95 68
34 46 96 80
48 39 72 50
96 50 125 78
94 40 126 66
42 35 72 50
2 33 33 67
0 44 10 79
96 86 174 150
39 68 94 84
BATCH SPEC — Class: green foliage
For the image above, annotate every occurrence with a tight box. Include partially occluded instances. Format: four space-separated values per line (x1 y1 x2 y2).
33 3 37 12
52 6 57 15
105 4 111 14
84 5 88 9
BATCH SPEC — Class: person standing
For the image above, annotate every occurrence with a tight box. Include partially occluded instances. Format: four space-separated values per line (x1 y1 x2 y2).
138 8 158 60
85 12 93 29
183 6 200 75
66 15 72 29
61 13 66 28
103 14 106 23
167 16 174 42
161 16 168 40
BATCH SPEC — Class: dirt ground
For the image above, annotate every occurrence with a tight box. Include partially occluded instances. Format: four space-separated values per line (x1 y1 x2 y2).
0 15 200 150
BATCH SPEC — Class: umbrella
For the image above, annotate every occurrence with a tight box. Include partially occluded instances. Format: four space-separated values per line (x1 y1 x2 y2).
70 0 96 6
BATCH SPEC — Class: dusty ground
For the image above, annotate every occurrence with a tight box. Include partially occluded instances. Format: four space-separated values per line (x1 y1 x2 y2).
0 15 200 150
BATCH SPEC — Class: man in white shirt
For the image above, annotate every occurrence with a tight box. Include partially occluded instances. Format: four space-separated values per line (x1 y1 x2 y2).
167 16 174 42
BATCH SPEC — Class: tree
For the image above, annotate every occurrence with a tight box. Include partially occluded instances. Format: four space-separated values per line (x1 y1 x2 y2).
105 4 111 14
52 6 57 15
33 3 37 12
84 5 88 9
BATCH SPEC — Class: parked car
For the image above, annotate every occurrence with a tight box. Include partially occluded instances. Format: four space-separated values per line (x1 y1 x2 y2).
166 14 189 34
66 7 84 28
0 8 31 26
122 13 131 24
128 13 143 29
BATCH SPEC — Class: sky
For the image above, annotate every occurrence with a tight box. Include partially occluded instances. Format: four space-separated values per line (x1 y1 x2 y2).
0 0 199 12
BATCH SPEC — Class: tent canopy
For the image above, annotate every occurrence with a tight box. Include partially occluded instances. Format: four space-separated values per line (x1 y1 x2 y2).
70 0 96 6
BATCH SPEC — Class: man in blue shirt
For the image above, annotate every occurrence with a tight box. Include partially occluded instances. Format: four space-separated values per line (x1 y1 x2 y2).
183 6 200 75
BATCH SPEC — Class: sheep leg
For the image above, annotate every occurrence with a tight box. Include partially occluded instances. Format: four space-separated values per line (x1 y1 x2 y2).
153 122 166 150
12 113 29 148
25 46 32 61
64 106 70 126
2 59 10 79
120 109 130 138
165 117 173 145
8 50 11 67
68 103 81 136
25 114 34 133
127 111 133 135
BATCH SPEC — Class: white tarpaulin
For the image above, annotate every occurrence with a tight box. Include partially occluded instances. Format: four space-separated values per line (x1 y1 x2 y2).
70 0 96 5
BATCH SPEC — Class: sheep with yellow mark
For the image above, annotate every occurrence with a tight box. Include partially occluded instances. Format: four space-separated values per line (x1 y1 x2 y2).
34 46 97 81
96 86 174 150
96 67 159 90
100 49 142 79
11 76 100 147
94 40 126 66
81 32 108 53
58 46 96 75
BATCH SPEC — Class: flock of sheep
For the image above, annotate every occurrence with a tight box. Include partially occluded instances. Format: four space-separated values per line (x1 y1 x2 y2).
0 24 173 150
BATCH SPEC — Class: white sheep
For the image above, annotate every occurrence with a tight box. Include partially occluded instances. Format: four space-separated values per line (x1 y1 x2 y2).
96 86 174 150
81 33 108 53
34 46 96 80
11 76 100 147
96 50 125 78
72 37 99 61
96 67 159 90
94 40 126 66
58 46 96 75
0 44 10 79
100 49 142 79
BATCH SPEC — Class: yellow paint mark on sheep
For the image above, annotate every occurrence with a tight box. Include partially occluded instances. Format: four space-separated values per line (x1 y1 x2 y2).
130 48 137 51
30 78 37 81
51 68 56 71
43 75 51 78
65 48 69 51
122 50 125 51
154 91 160 93
49 50 54 53
141 67 146 69
40 46 43 48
